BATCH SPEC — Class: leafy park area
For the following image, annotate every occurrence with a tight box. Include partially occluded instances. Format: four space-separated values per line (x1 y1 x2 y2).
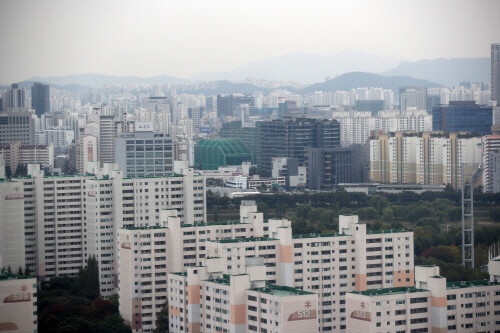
207 189 500 281
37 257 132 333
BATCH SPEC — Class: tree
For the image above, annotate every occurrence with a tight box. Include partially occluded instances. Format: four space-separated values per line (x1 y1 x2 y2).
153 302 169 333
382 208 394 222
296 204 312 219
275 203 287 218
77 256 100 299
17 266 23 276
258 202 269 219
7 266 11 273
489 206 500 222
357 207 378 220
370 195 389 214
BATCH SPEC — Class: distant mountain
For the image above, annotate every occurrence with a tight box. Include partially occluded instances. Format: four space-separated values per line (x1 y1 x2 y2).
27 73 187 88
383 58 489 87
300 72 440 94
179 80 269 95
0 80 91 92
192 51 403 83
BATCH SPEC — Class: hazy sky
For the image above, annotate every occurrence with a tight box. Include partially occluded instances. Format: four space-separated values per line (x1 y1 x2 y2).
1 0 500 83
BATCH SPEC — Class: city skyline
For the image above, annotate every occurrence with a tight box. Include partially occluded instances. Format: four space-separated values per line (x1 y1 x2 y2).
1 0 500 83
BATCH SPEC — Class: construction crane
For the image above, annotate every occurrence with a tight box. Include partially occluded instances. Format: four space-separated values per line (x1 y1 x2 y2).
461 163 482 270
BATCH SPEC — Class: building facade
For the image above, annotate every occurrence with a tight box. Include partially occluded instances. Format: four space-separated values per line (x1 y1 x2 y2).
492 43 500 105
258 118 340 175
0 111 35 145
31 82 50 117
115 131 174 177
195 139 252 170
0 164 205 297
482 135 500 193
432 101 493 136
0 269 37 333
118 202 415 333
347 265 500 333
370 132 481 189
0 142 54 170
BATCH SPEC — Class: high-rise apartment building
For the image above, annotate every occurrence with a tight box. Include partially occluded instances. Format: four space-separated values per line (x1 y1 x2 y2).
370 132 481 188
0 111 35 145
258 118 340 175
0 164 205 297
115 130 173 177
31 82 50 117
347 265 500 333
99 115 116 163
0 269 38 333
0 142 54 170
432 101 493 136
482 134 500 193
2 83 26 111
399 86 427 112
75 135 98 174
492 43 500 104
118 203 414 333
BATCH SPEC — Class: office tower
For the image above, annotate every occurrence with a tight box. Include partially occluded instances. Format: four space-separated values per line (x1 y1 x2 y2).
118 203 415 333
426 94 440 114
31 82 50 117
0 112 35 145
99 115 115 163
492 43 500 104
194 138 252 170
115 130 174 177
432 101 493 136
2 83 26 111
306 147 361 190
35 127 74 150
354 99 385 115
259 118 340 175
219 121 260 163
188 107 201 132
206 96 215 112
370 132 481 188
1 164 205 297
75 135 98 174
399 86 427 112
216 94 254 119
0 270 37 333
482 134 500 193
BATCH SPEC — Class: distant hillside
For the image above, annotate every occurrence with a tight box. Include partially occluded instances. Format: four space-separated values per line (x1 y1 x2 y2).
0 80 90 92
383 58 489 87
179 80 269 95
27 73 187 88
300 72 440 94
193 51 403 83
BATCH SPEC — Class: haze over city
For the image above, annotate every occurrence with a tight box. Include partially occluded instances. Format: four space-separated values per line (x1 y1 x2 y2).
1 0 500 83
2 1 500 333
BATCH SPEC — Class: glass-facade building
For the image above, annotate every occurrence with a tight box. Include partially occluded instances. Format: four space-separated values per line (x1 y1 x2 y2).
432 101 492 136
115 131 173 177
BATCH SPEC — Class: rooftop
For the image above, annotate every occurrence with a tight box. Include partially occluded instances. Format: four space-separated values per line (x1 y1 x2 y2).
0 270 34 281
293 233 346 239
205 274 231 286
216 237 278 244
181 221 246 228
171 272 187 277
124 226 167 231
251 284 315 297
447 279 500 290
367 229 410 235
350 286 428 297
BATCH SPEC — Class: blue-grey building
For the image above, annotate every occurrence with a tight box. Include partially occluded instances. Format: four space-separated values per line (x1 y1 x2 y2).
115 130 173 177
432 101 492 136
